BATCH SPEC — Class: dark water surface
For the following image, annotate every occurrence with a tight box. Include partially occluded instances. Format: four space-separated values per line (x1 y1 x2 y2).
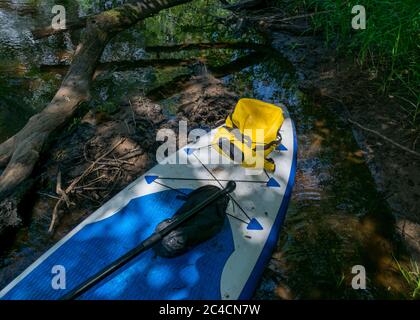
0 0 410 299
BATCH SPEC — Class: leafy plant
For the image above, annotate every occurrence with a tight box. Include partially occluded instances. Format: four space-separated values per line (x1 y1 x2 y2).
277 0 420 129
394 257 420 299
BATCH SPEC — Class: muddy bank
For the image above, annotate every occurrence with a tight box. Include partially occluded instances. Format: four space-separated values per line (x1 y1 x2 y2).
271 21 420 261
237 5 419 238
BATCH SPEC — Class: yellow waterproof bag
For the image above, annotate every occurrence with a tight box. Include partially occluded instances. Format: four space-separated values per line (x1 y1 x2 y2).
212 98 284 172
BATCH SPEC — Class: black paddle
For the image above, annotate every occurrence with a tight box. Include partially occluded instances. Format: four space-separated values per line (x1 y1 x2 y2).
60 180 236 300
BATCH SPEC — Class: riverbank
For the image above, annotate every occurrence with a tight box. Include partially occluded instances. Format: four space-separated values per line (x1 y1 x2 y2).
0 0 418 299
288 2 420 257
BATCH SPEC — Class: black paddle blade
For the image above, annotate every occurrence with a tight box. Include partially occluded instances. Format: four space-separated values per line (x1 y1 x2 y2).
153 185 230 258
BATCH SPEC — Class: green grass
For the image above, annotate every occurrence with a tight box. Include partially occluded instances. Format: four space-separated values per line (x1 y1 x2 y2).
276 0 420 128
394 257 420 299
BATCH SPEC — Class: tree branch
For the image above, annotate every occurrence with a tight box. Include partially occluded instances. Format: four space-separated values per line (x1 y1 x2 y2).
31 0 191 39
348 118 420 158
0 0 193 203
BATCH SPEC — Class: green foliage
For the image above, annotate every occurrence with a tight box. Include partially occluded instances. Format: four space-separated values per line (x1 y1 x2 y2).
143 0 261 46
394 257 420 299
277 0 420 127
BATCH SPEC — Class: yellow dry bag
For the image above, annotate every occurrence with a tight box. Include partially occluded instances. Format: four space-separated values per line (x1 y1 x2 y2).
212 98 285 172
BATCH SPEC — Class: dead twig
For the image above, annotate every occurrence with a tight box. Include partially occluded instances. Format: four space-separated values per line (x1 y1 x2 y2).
124 119 132 134
66 138 125 192
119 148 142 160
49 171 74 233
79 187 108 191
348 118 420 158
272 10 333 23
56 171 71 208
48 138 125 232
103 157 135 165
37 192 62 201
75 190 102 204
73 174 107 190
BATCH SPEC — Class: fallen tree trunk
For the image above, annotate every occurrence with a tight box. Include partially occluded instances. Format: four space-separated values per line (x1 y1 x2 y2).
31 0 189 39
0 0 193 231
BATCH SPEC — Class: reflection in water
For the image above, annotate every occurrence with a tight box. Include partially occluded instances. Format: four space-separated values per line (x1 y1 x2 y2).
0 1 77 141
0 0 411 299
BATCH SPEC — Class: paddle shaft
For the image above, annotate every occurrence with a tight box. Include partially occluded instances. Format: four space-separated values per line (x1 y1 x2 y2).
60 181 236 300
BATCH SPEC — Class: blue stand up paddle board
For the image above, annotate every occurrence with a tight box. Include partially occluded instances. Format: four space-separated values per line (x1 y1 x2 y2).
0 103 297 300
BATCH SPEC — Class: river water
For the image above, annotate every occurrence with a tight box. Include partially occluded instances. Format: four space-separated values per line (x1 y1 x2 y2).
0 0 411 299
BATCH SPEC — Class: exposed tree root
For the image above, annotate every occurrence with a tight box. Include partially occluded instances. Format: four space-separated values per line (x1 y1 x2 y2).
0 0 193 236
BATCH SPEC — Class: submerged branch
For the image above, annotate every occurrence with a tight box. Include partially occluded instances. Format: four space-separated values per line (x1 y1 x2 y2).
39 42 272 77
144 41 268 52
210 50 267 78
147 51 269 100
40 58 199 76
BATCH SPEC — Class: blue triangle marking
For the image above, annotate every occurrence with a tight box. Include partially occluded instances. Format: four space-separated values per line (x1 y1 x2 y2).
247 218 263 230
145 175 158 184
267 177 280 188
277 144 288 151
184 148 195 155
